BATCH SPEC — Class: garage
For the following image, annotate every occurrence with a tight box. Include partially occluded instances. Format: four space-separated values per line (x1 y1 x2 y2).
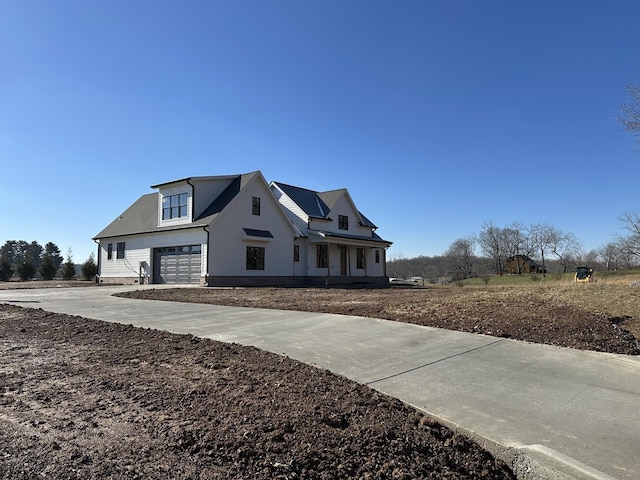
153 245 202 284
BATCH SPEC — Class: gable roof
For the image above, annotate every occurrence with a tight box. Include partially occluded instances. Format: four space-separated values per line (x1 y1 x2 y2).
273 182 331 219
196 172 261 220
93 192 204 239
94 171 296 240
272 181 378 229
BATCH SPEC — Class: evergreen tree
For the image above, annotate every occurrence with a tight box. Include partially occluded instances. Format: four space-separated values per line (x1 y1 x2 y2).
0 255 13 281
44 242 64 271
60 249 76 280
0 241 18 267
16 257 36 281
27 241 43 272
81 253 98 281
39 253 57 280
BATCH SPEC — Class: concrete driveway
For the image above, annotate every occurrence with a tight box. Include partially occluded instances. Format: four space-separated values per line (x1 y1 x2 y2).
1 285 639 480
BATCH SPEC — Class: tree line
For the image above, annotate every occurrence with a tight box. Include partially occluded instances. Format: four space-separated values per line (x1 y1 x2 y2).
0 240 98 282
388 213 640 283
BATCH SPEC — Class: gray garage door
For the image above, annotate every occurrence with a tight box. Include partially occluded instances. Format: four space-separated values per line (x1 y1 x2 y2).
153 245 202 284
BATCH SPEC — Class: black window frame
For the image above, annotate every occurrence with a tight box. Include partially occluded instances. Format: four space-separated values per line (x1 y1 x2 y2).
338 214 348 230
252 196 261 216
116 242 125 260
107 243 113 260
356 247 365 269
162 193 188 220
246 246 265 270
316 244 328 268
375 249 380 264
293 244 299 262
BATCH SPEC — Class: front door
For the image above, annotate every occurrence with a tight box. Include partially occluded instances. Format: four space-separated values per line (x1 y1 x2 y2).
340 246 347 276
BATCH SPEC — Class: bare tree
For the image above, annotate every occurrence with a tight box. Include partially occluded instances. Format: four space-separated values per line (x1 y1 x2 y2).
551 232 581 273
618 211 640 260
598 241 623 270
619 82 640 144
530 223 558 277
478 221 508 275
386 254 413 280
444 237 476 280
502 222 538 274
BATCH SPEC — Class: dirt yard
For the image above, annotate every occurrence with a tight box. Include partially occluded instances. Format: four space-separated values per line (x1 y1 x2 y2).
2 280 638 478
0 303 514 479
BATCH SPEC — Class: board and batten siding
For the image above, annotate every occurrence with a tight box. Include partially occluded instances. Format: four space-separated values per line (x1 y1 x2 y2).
208 179 295 277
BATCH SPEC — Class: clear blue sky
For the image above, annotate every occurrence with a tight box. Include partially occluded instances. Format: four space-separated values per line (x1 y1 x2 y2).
1 1 639 262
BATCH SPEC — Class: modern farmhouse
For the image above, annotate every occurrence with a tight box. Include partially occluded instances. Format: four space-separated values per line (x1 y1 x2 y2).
93 171 392 286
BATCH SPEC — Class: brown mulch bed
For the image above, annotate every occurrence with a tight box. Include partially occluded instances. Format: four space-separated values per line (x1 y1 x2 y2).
0 304 514 479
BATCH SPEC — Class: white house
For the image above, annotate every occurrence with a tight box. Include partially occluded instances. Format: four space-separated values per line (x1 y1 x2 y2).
93 171 392 286
269 181 391 283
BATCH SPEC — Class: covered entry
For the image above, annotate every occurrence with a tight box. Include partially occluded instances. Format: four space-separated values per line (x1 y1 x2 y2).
153 245 202 284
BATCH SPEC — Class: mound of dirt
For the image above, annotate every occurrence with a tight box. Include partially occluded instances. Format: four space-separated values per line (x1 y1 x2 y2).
120 286 640 355
0 304 514 479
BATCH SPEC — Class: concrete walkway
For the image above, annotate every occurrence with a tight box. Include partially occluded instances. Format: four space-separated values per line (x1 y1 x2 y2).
1 285 639 480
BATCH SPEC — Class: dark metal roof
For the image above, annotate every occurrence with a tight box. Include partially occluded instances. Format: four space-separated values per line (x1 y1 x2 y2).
272 182 331 219
243 228 273 238
317 230 391 245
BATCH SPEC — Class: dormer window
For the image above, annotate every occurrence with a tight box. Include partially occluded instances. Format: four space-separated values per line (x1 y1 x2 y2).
338 215 348 230
162 193 188 220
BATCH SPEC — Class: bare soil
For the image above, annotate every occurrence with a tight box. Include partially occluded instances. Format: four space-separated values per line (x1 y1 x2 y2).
2 281 638 478
0 303 514 479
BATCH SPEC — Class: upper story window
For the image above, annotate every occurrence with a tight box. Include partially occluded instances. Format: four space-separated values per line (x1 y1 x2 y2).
252 196 261 215
338 215 348 230
162 193 188 220
116 242 126 260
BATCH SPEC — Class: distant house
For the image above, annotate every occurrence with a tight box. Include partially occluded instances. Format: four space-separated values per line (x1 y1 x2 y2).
505 255 546 274
93 171 392 286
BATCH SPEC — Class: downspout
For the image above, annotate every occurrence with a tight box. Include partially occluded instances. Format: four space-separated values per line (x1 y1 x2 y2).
384 247 388 278
203 225 210 285
93 238 101 284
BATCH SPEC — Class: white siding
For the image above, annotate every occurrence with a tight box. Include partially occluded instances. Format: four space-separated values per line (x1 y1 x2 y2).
99 229 207 281
209 178 295 276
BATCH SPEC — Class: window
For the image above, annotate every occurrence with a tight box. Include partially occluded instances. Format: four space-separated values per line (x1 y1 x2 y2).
375 249 380 264
162 193 188 220
293 245 299 262
246 246 265 270
116 242 125 260
338 215 348 230
356 248 365 269
316 244 328 268
107 243 113 260
252 196 261 216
